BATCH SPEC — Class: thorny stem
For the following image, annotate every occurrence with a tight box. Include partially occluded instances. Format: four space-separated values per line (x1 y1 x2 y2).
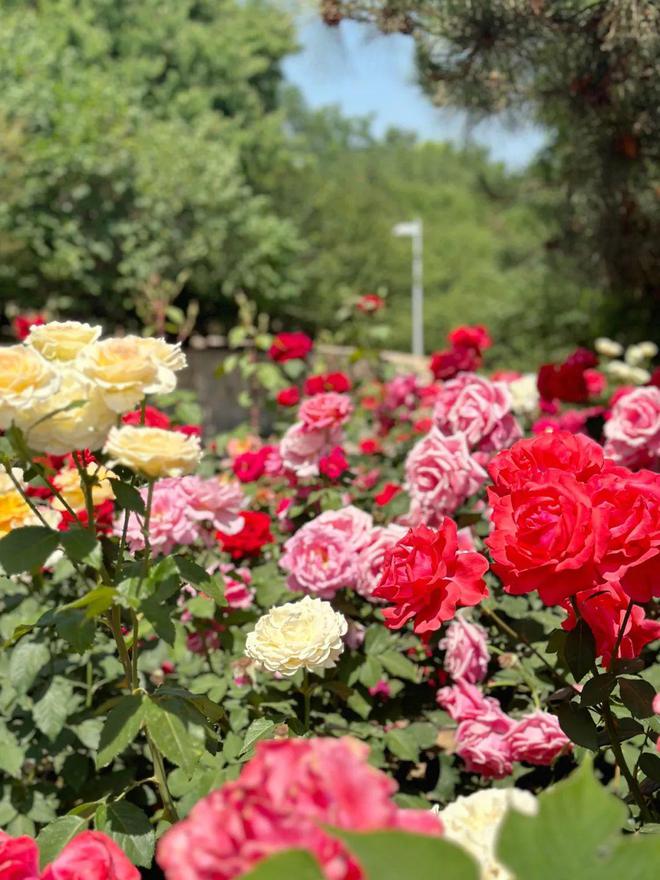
608 599 634 673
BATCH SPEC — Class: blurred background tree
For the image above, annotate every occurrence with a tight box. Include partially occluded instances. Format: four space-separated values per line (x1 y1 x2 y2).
326 0 660 339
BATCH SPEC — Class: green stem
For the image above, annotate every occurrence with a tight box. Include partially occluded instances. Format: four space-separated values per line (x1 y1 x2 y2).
146 731 179 822
72 451 96 533
608 599 635 672
108 605 132 684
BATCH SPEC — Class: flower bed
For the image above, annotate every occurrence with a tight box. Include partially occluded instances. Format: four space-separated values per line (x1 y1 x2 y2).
0 320 658 879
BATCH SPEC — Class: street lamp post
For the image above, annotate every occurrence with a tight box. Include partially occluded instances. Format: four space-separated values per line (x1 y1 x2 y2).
392 218 424 357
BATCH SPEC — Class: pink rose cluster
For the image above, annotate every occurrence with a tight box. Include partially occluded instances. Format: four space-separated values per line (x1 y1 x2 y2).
156 737 441 880
437 679 570 778
0 829 137 880
604 386 660 470
118 476 245 555
433 373 522 465
280 506 409 601
404 428 486 524
440 616 489 684
280 392 352 478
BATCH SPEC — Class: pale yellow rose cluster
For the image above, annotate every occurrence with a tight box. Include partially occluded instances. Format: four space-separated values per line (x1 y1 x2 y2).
52 462 116 513
103 425 201 479
0 321 187 455
596 336 658 386
245 595 347 677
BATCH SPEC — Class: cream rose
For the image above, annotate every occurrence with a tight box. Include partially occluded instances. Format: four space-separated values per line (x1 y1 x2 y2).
434 788 538 880
78 336 180 413
103 425 201 478
138 337 187 373
52 463 116 512
14 370 116 455
507 374 539 416
245 595 347 677
0 346 61 428
26 320 102 362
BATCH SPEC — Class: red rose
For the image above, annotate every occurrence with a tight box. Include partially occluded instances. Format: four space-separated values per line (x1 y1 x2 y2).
448 324 492 352
589 465 660 603
356 293 385 313
11 313 45 341
176 423 202 438
565 347 598 369
649 366 660 388
217 511 273 559
486 471 607 604
268 332 313 363
276 386 300 407
430 345 481 381
374 521 489 634
537 350 598 404
374 482 402 506
233 450 267 483
58 498 115 535
488 431 604 497
42 831 139 880
122 405 171 429
0 831 39 880
304 372 352 396
359 438 381 455
318 446 349 480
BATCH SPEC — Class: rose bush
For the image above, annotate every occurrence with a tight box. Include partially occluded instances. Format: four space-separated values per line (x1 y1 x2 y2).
0 318 658 878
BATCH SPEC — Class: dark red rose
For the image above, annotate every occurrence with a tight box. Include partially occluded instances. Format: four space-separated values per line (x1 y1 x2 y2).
217 511 273 560
233 451 267 483
565 347 598 369
374 521 489 634
430 346 480 381
318 446 349 480
58 499 115 535
276 386 300 407
448 324 492 352
303 372 352 396
268 332 313 363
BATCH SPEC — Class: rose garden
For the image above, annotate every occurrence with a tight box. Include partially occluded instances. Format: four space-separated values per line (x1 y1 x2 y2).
0 317 657 879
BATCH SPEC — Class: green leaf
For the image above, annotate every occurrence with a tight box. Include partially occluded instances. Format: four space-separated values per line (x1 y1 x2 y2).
97 694 145 769
36 816 88 868
0 526 59 574
33 677 75 741
110 480 145 514
564 620 596 682
385 728 420 761
580 673 616 707
556 702 599 750
618 677 657 719
59 527 98 562
0 722 24 778
95 801 154 868
175 557 226 606
64 587 117 618
334 829 479 880
144 696 206 775
379 651 419 682
638 752 660 783
54 609 96 653
9 639 50 692
240 718 276 756
498 759 660 880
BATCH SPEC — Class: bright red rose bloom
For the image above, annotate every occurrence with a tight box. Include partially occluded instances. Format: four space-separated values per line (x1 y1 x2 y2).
319 446 349 480
0 832 39 880
122 405 171 429
268 332 313 362
374 482 402 506
359 438 382 455
12 313 45 342
276 386 300 407
356 293 385 313
488 431 604 497
217 511 273 559
486 471 608 604
42 831 139 880
448 324 492 352
374 521 489 634
232 450 267 483
304 372 352 396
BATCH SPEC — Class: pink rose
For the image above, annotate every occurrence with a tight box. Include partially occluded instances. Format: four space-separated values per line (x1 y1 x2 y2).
440 616 489 683
436 679 510 728
42 832 139 880
604 386 660 470
404 428 487 523
504 711 571 766
280 519 358 598
121 480 199 555
178 476 246 534
221 565 255 610
0 833 39 880
433 373 522 456
355 524 407 599
653 693 660 714
298 392 353 431
313 505 374 554
157 738 441 880
280 421 343 478
455 719 514 779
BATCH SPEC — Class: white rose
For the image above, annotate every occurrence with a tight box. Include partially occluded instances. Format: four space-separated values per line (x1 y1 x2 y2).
245 595 347 677
435 789 538 880
507 374 539 415
605 360 650 385
0 346 61 429
103 425 201 478
26 321 102 362
13 370 115 455
594 337 623 358
625 341 658 366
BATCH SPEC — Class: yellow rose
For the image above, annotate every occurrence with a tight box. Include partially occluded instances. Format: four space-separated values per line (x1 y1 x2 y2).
103 425 201 478
138 338 187 373
0 346 61 429
78 336 168 413
26 320 102 362
245 595 347 677
0 490 42 538
52 463 116 512
15 370 116 455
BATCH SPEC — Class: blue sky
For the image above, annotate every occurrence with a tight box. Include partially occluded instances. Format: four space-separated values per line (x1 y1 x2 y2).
283 17 547 168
